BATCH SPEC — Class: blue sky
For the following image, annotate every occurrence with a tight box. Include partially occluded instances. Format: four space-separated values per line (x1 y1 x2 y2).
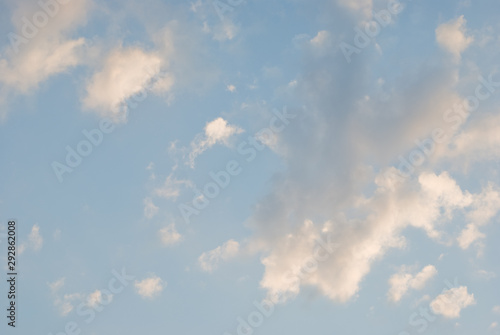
1 0 500 334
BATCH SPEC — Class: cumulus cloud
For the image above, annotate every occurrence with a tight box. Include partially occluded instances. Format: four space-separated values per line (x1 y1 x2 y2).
430 286 476 318
436 16 473 61
83 46 174 122
247 166 497 303
259 221 338 303
143 197 159 219
159 224 182 246
228 12 500 306
187 117 243 167
135 275 165 299
198 239 240 272
388 265 438 302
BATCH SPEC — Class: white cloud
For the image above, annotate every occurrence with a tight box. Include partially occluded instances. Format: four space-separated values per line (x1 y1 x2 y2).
187 117 243 167
21 223 43 253
249 169 494 303
442 114 500 165
134 275 165 299
457 223 485 249
30 223 43 250
430 286 476 318
0 0 91 117
55 293 83 316
143 197 159 219
86 289 112 308
388 265 437 302
48 277 72 315
154 174 192 200
309 30 334 56
436 16 473 61
258 220 338 303
457 183 500 249
476 270 496 280
83 46 174 122
159 224 182 246
490 322 498 330
493 305 500 314
226 84 236 92
198 239 240 272
48 277 65 293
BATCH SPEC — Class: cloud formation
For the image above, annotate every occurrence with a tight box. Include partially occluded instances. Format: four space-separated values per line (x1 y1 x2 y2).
198 239 240 272
430 286 476 318
388 265 437 302
135 275 165 299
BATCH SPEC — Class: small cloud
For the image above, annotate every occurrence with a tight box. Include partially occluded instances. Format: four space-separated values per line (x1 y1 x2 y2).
457 224 485 249
430 286 476 319
388 265 437 302
143 197 159 219
154 174 192 200
55 293 83 316
53 229 62 241
490 322 498 330
135 275 165 299
20 224 43 254
493 305 500 314
187 118 244 168
226 84 236 92
48 277 65 293
198 239 240 272
310 30 333 54
476 270 496 280
159 224 182 246
86 290 112 308
30 223 43 251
